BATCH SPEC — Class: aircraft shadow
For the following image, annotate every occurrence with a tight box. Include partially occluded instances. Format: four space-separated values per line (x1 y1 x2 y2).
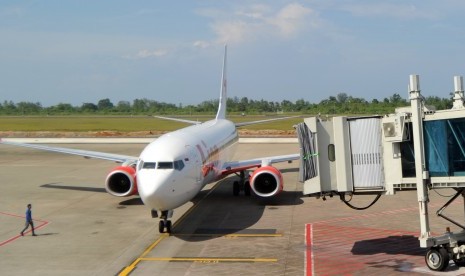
174 176 304 242
351 235 426 256
119 198 144 206
280 168 299 174
41 183 106 193
41 183 143 205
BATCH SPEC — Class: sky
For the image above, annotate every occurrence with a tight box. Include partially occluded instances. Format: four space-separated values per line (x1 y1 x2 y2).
1 1 465 107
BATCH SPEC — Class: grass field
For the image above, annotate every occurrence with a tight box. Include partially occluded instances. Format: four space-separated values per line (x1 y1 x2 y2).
0 116 302 132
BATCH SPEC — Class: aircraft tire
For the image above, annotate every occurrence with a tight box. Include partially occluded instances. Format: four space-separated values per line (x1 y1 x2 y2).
166 220 172 234
425 247 449 271
158 220 165 233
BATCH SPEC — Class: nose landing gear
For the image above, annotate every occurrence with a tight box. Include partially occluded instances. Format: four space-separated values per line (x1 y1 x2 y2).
152 209 173 234
159 219 172 234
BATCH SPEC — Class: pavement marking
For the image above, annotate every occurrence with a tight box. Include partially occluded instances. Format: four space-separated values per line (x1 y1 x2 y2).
223 233 282 237
305 224 314 276
140 235 168 258
118 232 279 276
174 233 283 238
0 212 49 247
312 201 459 226
118 178 283 275
119 181 223 276
304 203 455 276
170 181 223 231
140 257 278 263
118 235 168 276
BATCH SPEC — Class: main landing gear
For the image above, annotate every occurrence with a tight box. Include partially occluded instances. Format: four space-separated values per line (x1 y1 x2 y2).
152 209 173 234
233 171 251 196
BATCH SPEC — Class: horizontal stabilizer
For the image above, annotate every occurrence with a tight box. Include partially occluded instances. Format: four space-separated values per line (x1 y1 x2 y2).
235 115 301 127
153 116 201 125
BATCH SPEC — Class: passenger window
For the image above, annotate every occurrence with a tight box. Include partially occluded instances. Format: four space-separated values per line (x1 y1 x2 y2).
142 162 156 169
174 160 185 171
158 162 174 169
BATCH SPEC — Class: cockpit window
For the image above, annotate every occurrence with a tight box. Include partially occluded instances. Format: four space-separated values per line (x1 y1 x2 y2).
158 162 173 169
142 162 156 169
174 160 185 171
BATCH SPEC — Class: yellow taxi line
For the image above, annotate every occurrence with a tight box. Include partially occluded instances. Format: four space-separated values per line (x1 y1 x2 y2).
140 257 278 263
119 182 223 276
174 233 283 238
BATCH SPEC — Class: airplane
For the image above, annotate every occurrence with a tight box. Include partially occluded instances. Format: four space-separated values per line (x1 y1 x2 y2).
0 46 300 234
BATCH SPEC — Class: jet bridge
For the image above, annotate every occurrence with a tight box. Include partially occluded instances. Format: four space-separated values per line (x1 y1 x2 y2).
297 75 465 271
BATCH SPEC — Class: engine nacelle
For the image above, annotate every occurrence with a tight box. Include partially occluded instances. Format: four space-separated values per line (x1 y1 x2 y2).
105 166 138 197
249 166 283 198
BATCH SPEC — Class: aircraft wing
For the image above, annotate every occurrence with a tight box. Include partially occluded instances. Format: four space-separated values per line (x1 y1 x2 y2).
221 153 300 175
153 116 202 125
0 139 138 163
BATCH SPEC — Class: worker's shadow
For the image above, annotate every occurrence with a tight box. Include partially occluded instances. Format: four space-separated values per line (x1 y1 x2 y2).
173 175 304 242
34 233 59 236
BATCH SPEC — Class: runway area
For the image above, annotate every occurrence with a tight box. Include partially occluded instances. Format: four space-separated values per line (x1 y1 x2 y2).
2 141 465 275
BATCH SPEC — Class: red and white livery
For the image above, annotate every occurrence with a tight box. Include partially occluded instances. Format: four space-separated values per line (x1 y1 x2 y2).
1 46 299 233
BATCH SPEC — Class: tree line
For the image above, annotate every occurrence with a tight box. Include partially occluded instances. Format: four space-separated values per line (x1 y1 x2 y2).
0 93 453 116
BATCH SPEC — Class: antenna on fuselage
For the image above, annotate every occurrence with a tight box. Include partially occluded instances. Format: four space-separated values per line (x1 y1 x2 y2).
215 45 227 120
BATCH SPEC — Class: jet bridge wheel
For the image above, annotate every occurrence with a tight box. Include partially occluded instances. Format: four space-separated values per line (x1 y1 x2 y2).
425 247 449 271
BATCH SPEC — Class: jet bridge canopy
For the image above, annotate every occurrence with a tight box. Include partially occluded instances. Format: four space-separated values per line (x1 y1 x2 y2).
297 74 465 271
298 115 386 197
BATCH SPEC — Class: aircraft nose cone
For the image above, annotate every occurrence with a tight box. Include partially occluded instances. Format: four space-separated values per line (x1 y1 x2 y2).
137 171 173 211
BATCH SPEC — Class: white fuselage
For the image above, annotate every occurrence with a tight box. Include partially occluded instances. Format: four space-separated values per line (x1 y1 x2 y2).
136 119 238 211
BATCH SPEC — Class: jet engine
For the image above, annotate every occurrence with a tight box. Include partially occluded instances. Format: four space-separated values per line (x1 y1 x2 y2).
105 166 138 197
249 166 283 197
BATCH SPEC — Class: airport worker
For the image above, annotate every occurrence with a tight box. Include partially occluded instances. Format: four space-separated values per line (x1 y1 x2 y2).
20 204 37 236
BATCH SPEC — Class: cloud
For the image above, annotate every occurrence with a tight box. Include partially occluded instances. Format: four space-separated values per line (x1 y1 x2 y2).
0 4 26 18
193 40 210 49
341 3 437 20
235 4 270 20
198 3 317 45
213 20 250 44
267 3 314 37
124 49 168 59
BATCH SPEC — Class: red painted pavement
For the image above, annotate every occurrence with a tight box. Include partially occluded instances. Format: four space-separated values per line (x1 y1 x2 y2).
0 212 49 247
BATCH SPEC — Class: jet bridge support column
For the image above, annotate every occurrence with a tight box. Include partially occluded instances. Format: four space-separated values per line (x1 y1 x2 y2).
409 74 432 247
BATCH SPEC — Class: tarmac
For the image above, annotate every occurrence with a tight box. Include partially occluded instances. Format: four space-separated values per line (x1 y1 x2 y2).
2 140 465 275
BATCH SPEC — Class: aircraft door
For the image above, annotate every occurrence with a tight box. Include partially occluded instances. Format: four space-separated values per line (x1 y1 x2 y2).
186 145 202 184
